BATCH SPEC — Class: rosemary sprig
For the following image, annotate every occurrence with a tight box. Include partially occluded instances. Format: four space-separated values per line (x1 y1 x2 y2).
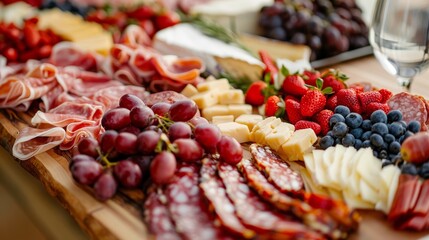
218 71 253 92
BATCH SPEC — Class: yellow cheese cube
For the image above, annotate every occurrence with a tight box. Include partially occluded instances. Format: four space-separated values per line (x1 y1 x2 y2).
250 117 280 137
265 122 293 152
74 32 113 55
212 115 234 125
227 104 252 119
197 79 230 92
217 89 245 104
191 91 219 109
281 129 317 161
235 114 263 131
57 23 104 41
217 122 250 143
202 105 229 121
181 84 199 98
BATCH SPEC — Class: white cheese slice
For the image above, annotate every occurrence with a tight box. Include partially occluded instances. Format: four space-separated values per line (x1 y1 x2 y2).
340 147 357 188
235 114 263 131
197 78 230 92
356 148 382 191
217 122 250 143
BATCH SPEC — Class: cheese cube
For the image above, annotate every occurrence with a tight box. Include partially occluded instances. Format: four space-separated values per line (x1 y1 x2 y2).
217 122 250 143
202 105 229 121
217 89 245 104
181 84 199 98
212 115 234 125
235 114 263 131
280 129 317 161
228 104 252 119
250 117 282 144
265 122 293 152
74 32 113 55
197 79 230 92
251 117 280 133
191 91 219 109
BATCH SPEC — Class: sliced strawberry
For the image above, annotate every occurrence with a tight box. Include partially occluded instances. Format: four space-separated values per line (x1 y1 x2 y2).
379 88 393 103
245 81 267 106
358 91 382 109
295 120 321 135
314 109 334 135
285 98 303 124
365 102 390 115
265 95 284 117
336 89 361 114
259 50 278 80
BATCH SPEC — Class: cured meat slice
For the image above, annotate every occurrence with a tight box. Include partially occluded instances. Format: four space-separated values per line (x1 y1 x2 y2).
200 158 255 238
12 126 66 160
151 55 204 82
144 187 181 240
387 92 428 130
218 162 324 240
165 163 229 240
49 42 98 71
91 85 149 110
142 91 188 107
239 159 349 239
250 144 303 193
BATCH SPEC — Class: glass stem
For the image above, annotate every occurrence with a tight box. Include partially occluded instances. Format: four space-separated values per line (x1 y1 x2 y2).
397 76 413 92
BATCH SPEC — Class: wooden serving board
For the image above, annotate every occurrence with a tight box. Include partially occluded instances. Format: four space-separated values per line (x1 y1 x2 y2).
0 108 428 240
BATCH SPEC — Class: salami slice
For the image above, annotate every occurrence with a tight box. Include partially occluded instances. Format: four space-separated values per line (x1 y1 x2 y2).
200 158 255 239
238 159 347 239
165 163 230 240
387 92 428 129
218 162 324 240
250 144 303 193
144 187 181 240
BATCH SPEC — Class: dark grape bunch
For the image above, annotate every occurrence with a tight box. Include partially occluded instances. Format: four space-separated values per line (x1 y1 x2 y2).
319 106 421 163
69 94 243 201
259 0 369 60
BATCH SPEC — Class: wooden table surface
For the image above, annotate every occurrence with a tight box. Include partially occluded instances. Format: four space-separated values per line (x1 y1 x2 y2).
1 55 429 240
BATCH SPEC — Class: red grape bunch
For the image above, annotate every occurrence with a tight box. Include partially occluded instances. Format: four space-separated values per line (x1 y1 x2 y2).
259 0 369 60
69 94 243 201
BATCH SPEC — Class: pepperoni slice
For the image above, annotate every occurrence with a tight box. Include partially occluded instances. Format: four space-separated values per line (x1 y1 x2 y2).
250 144 303 193
387 92 428 130
144 187 181 240
165 163 230 240
200 158 255 239
218 162 324 240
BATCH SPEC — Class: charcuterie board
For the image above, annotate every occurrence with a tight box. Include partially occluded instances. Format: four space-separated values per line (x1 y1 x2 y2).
1 108 428 240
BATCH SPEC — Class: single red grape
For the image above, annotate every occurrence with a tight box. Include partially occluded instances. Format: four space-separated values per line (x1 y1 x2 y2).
174 139 204 162
113 160 142 188
188 116 209 127
77 137 99 158
150 151 176 184
130 106 154 128
119 94 145 110
137 130 160 155
194 123 222 153
217 136 243 165
168 122 192 141
115 132 138 155
71 161 103 186
100 130 118 155
119 125 141 135
151 102 171 117
168 100 197 122
102 108 131 130
93 172 117 201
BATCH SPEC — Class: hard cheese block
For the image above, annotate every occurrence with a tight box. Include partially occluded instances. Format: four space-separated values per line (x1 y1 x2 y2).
217 122 250 143
235 114 263 131
203 104 252 121
280 128 317 161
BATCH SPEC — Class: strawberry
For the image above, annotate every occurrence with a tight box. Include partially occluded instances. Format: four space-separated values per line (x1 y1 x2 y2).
285 99 303 124
295 120 321 135
259 50 278 81
366 102 390 115
314 109 334 135
245 81 267 106
358 91 382 109
336 89 362 114
379 88 393 103
265 96 284 117
280 66 307 97
326 94 338 111
302 70 321 86
321 69 348 93
300 78 331 117
284 95 299 102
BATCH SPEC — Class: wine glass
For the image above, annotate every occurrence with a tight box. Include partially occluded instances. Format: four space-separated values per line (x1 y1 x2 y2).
369 0 429 91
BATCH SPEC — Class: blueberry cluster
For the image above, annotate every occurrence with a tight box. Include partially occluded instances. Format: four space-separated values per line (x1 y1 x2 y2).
40 0 91 16
319 106 421 161
400 162 429 179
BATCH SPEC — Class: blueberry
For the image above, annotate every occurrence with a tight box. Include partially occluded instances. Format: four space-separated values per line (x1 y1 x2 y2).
407 120 421 133
389 141 401 154
387 110 403 123
381 142 388 151
335 137 342 145
329 114 346 128
384 134 395 144
354 139 362 149
373 150 379 158
362 140 371 148
381 159 392 168
342 133 355 147
332 122 348 138
370 133 384 148
379 150 388 159
401 163 418 175
361 119 372 131
326 131 334 138
320 136 335 149
370 110 387 124
372 122 389 136
361 131 372 141
345 113 363 128
388 122 405 138
398 135 404 144
403 131 414 141
350 128 363 139
334 105 350 118
399 120 407 129
388 154 397 161
419 162 429 179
